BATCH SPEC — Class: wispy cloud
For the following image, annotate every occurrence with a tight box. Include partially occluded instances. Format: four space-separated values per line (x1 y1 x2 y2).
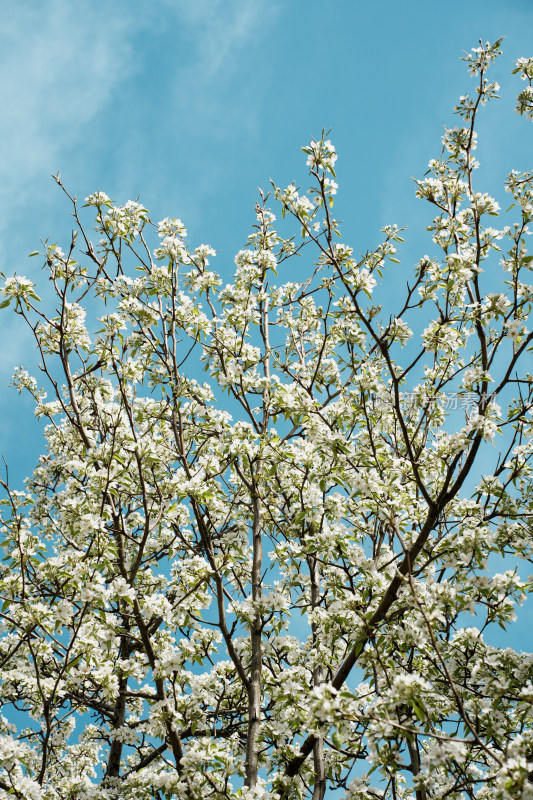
0 1 278 388
0 2 138 237
127 0 281 243
169 0 277 90
0 0 277 251
0 1 145 442
102 0 280 206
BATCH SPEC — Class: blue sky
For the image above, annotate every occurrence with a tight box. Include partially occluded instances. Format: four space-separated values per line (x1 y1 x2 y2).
1 0 532 485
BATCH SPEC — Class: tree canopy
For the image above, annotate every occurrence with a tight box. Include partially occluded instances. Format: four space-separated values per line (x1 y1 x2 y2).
1 38 533 800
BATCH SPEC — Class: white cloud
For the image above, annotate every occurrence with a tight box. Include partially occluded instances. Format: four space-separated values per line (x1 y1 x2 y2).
0 0 141 428
0 2 136 223
169 0 277 88
0 0 278 388
0 0 275 239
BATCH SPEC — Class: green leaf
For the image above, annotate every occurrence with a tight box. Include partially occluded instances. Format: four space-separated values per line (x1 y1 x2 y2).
353 639 365 659
332 731 344 749
0 299 10 309
411 699 426 721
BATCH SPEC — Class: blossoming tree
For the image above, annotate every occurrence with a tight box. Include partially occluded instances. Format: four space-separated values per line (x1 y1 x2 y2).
1 39 533 800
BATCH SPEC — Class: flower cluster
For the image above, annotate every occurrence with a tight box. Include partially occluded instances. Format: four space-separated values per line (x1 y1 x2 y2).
302 137 338 173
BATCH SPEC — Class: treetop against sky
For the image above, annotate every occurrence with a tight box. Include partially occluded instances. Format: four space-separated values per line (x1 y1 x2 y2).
1 27 533 799
1 0 533 481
